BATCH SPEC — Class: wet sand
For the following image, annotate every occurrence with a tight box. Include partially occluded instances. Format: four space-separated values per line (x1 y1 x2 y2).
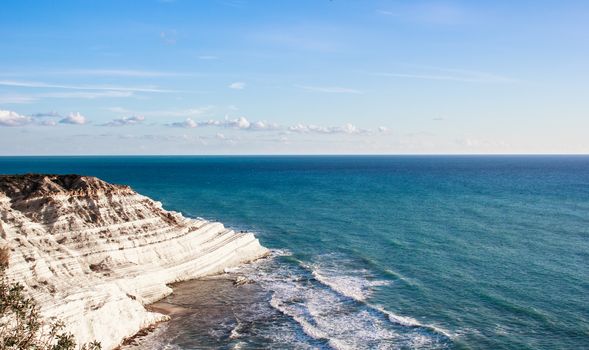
122 274 281 349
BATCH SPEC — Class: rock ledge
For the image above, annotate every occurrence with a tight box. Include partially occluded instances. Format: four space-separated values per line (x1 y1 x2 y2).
0 174 269 349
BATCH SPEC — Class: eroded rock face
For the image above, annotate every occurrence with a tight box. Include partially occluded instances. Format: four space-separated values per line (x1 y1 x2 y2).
0 174 269 349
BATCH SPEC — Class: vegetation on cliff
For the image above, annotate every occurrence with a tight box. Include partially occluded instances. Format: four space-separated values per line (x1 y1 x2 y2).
0 247 100 350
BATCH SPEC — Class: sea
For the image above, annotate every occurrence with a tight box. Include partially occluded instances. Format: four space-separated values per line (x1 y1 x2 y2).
0 156 587 350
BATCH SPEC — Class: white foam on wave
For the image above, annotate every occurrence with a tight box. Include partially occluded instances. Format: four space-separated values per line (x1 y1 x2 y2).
301 254 455 340
383 268 420 287
270 248 293 257
307 262 455 340
311 268 390 302
224 266 242 273
374 305 455 339
239 253 451 350
230 341 245 350
301 254 391 302
268 282 396 350
269 296 329 341
229 320 242 339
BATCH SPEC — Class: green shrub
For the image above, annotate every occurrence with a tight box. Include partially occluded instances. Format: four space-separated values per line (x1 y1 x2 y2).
0 247 101 350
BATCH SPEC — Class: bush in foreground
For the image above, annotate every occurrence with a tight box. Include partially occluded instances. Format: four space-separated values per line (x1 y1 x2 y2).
0 247 101 350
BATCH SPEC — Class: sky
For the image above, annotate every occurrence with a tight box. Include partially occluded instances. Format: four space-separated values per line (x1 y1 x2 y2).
0 0 588 155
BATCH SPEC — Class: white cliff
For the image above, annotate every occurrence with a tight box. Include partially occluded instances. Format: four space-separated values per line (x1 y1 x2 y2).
0 174 269 349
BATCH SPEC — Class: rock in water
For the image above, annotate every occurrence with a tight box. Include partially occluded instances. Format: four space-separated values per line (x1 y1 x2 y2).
0 174 269 349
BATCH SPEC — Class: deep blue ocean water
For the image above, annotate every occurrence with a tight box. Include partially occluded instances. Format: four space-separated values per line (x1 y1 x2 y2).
1 156 588 349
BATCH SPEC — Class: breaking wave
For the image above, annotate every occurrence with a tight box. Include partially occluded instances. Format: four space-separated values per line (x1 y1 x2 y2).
240 250 454 349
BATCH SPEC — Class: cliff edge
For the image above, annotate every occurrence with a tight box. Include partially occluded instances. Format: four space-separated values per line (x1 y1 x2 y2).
0 174 269 349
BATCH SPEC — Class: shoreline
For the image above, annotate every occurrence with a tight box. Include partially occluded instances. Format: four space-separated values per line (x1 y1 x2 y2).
116 253 271 349
0 174 270 350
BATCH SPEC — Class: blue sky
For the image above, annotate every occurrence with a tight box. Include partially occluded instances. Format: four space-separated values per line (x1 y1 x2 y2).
1 0 588 154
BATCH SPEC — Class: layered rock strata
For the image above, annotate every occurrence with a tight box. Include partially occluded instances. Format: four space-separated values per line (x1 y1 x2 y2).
0 174 268 349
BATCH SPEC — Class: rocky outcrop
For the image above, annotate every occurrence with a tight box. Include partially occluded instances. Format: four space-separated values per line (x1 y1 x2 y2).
0 174 268 349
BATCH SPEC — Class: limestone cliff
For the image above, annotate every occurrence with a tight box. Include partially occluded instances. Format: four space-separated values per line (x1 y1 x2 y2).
0 174 268 349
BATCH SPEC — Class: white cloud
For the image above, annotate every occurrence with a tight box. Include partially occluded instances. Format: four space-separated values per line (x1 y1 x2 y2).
107 106 212 118
0 95 37 104
377 3 468 25
39 119 57 126
341 123 359 134
250 24 339 52
167 116 278 131
297 85 363 94
219 0 246 8
222 116 278 130
374 66 516 84
377 10 397 16
288 123 309 133
0 110 32 127
40 91 134 99
0 91 133 104
101 116 145 127
455 137 509 149
198 55 218 60
376 72 514 83
0 80 174 93
413 3 466 25
49 69 184 77
0 69 201 79
197 119 222 127
249 120 279 130
59 112 87 125
288 123 367 134
168 118 198 128
105 107 128 114
229 82 246 90
378 126 389 132
31 111 62 118
1 110 91 127
227 116 250 128
160 30 177 45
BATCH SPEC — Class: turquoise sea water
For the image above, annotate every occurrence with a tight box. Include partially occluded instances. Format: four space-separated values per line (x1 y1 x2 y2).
1 156 588 349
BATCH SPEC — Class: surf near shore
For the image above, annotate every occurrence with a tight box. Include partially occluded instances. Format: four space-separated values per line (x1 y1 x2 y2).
123 250 453 350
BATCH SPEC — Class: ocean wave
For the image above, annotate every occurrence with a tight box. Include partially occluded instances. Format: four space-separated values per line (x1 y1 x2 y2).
240 253 453 349
299 253 391 302
375 306 455 339
268 286 397 350
224 249 292 274
383 268 420 287
306 260 454 339
229 319 243 339
310 267 390 302
270 248 293 257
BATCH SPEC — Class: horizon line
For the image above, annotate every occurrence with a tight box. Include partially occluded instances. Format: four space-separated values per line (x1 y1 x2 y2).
1 153 589 157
